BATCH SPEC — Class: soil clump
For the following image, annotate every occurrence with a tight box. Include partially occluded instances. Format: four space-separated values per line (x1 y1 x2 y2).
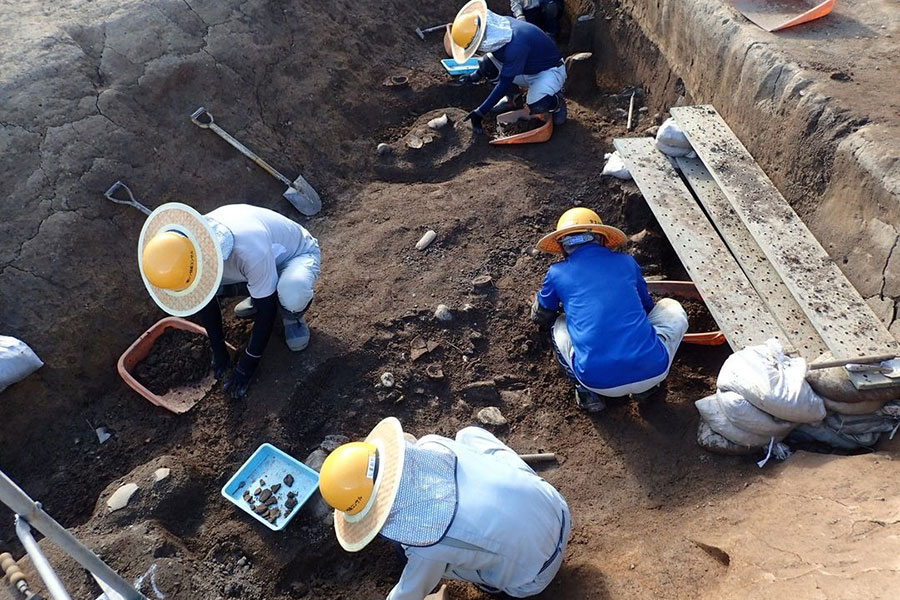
134 329 211 396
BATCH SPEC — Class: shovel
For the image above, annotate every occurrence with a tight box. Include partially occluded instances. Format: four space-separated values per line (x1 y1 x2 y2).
845 359 900 378
190 107 321 216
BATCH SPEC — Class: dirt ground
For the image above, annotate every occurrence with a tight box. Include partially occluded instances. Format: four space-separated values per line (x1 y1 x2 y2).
1 1 898 599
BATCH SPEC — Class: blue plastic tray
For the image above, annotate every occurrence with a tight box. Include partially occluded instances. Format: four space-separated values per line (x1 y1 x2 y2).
441 58 479 76
221 443 320 531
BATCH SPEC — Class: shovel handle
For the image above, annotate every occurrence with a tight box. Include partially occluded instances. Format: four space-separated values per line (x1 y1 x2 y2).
104 180 152 216
519 453 556 464
190 107 294 188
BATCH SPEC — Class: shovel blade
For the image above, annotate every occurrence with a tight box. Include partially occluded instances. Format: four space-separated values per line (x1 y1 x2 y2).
284 175 322 216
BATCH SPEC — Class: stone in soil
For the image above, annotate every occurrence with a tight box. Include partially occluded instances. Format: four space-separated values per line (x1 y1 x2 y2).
133 329 212 396
476 406 508 426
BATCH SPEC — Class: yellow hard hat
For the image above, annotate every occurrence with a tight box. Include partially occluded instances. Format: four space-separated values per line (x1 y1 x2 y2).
141 231 198 291
451 13 480 51
319 442 378 516
450 0 488 63
536 207 627 254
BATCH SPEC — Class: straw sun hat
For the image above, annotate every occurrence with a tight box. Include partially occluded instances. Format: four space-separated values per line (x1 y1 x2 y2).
334 417 407 551
536 207 627 254
138 202 224 317
450 0 489 64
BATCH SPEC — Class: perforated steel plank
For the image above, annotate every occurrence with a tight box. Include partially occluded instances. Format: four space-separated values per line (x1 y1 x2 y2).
614 137 792 352
672 106 898 358
676 156 827 361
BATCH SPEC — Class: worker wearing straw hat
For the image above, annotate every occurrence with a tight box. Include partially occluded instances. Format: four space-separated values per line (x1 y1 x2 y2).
531 207 689 413
138 203 321 399
319 417 571 600
449 0 567 134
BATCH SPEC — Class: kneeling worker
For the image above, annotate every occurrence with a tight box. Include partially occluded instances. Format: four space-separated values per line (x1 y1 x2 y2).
450 0 567 134
531 208 689 412
319 417 571 600
138 203 320 398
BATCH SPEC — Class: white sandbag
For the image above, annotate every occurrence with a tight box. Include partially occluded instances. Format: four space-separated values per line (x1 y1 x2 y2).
601 152 632 180
717 339 826 424
656 117 692 149
695 395 772 447
823 396 888 416
0 336 43 393
696 420 757 455
655 141 696 158
716 390 796 438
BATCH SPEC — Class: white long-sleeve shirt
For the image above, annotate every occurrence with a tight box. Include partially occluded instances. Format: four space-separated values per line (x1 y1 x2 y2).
386 428 570 600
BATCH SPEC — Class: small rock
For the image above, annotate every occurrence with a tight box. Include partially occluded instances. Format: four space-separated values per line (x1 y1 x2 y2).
472 274 492 290
500 389 531 408
380 372 395 388
270 483 282 493
242 490 252 503
259 479 266 486
237 557 247 567
407 135 424 149
461 303 475 312
285 496 298 509
305 448 328 472
259 489 272 503
254 504 269 515
477 407 508 426
284 474 294 487
95 427 111 444
264 495 277 506
425 364 444 380
320 434 350 452
152 468 170 483
376 143 392 156
254 487 262 496
287 491 297 499
107 483 139 512
434 304 453 322
428 114 449 129
461 380 499 403
416 230 437 250
644 125 659 137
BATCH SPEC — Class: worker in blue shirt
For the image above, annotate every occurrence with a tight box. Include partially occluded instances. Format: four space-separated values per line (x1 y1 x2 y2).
449 0 567 135
531 208 689 412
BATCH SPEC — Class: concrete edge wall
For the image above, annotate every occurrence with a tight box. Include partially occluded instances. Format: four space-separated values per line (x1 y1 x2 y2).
589 0 900 338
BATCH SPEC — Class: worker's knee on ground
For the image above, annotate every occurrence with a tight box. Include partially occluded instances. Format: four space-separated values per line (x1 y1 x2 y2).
276 281 314 313
657 298 689 330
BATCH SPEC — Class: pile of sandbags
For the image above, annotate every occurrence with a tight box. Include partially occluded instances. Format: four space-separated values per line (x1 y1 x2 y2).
696 339 826 455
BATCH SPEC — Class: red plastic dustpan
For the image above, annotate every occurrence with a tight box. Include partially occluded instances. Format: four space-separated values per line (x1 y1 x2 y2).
645 280 727 346
117 316 235 414
490 110 554 145
733 0 836 32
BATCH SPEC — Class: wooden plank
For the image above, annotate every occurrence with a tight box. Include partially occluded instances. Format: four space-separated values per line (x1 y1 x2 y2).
614 137 793 352
671 106 900 370
675 156 828 361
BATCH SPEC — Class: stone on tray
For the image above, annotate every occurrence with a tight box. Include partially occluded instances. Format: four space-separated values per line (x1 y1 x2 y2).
284 474 294 487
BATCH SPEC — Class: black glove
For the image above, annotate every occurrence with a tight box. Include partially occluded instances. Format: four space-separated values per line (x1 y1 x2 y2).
211 343 231 379
531 295 558 326
224 351 260 400
465 110 484 135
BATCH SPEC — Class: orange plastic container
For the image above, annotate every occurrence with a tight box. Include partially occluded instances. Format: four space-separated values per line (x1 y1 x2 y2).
117 316 235 414
645 280 726 346
491 110 554 145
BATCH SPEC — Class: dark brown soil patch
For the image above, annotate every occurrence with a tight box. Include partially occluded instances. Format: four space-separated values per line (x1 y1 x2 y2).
497 117 545 137
134 329 211 395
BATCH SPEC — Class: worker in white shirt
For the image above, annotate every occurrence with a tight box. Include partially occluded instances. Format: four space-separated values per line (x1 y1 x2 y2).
138 203 321 398
318 417 571 600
